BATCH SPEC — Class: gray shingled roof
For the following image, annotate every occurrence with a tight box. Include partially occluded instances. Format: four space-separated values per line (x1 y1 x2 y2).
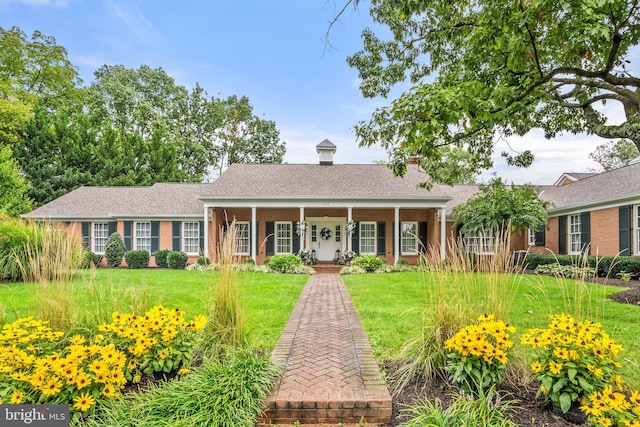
25 183 214 219
541 161 640 212
198 163 453 200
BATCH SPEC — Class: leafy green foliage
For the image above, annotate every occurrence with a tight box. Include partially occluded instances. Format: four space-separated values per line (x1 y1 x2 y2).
351 254 386 272
347 1 640 184
534 263 596 279
153 249 170 268
453 178 548 234
167 251 188 270
0 145 32 215
524 253 640 278
196 256 210 266
0 216 38 281
242 258 255 265
83 251 102 268
104 233 125 268
124 250 150 269
266 254 302 273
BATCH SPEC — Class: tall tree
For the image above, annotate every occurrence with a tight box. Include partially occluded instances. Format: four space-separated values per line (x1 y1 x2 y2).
345 0 640 186
214 95 286 176
0 145 32 216
0 26 82 145
453 178 548 235
589 139 639 171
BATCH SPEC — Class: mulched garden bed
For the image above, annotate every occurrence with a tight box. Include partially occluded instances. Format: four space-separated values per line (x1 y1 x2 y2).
386 273 640 426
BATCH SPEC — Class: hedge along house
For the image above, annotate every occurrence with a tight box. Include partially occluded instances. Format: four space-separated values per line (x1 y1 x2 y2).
199 140 452 265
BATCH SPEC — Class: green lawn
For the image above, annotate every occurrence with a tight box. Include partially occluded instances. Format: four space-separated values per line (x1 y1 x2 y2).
0 269 309 350
343 271 640 385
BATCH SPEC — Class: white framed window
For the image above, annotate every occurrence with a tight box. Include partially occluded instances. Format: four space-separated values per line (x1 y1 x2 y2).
234 222 250 255
569 214 582 255
311 225 317 242
401 222 419 255
528 228 536 246
276 222 292 254
464 231 494 255
635 206 640 255
359 222 376 254
335 225 341 243
183 222 200 255
135 222 151 252
92 222 109 254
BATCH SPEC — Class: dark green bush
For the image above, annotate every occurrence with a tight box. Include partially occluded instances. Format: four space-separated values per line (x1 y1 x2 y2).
267 254 302 272
105 232 126 267
352 254 385 272
83 251 102 268
263 257 271 265
154 249 170 267
167 251 188 270
125 250 150 269
523 253 640 279
396 258 409 266
197 256 211 266
242 258 256 265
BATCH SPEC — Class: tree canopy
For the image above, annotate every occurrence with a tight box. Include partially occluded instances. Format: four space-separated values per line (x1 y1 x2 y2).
452 178 548 235
589 138 639 171
346 0 640 186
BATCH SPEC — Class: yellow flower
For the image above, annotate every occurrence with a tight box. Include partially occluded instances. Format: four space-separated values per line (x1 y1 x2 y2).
75 371 92 389
41 377 63 396
579 401 601 417
549 361 563 375
623 420 640 427
73 392 96 412
177 368 190 376
629 390 640 406
596 416 612 427
69 334 85 345
133 374 141 384
10 391 24 404
531 362 543 373
94 334 105 344
553 348 570 360
158 349 169 359
101 383 119 398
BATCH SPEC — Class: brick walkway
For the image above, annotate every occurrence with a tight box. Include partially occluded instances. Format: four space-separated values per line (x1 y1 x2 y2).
257 273 392 426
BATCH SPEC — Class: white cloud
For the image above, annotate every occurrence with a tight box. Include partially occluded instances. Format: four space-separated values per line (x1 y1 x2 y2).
102 0 162 46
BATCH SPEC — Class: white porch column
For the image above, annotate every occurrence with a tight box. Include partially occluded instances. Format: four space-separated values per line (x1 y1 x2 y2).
347 206 353 251
299 206 305 250
440 207 447 260
203 207 209 258
251 206 257 263
394 207 400 265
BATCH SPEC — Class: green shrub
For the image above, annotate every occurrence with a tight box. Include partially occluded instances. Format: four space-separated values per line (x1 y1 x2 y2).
534 263 596 279
0 216 38 281
263 257 271 265
197 256 211 266
352 254 385 272
242 258 255 265
83 251 102 268
267 254 302 273
396 258 409 266
523 253 640 278
167 251 188 270
105 232 126 267
154 249 170 267
124 250 149 269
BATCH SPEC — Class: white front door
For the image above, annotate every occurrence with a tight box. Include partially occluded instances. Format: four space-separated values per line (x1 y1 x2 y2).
308 221 344 261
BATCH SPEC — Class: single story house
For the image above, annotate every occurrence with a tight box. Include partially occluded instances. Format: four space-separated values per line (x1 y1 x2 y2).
24 140 640 265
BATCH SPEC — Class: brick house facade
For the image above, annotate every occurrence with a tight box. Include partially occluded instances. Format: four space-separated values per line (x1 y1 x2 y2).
24 141 640 265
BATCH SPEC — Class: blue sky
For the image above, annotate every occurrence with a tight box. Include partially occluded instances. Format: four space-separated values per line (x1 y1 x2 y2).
0 0 620 184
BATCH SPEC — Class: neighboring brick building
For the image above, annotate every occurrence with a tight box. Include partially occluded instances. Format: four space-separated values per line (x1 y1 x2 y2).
24 140 640 264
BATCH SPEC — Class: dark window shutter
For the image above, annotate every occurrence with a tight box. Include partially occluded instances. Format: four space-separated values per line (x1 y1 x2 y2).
108 221 117 235
124 221 132 251
580 211 591 255
352 222 359 254
150 221 159 255
534 226 545 246
418 221 428 254
81 222 90 249
619 205 631 256
172 221 181 251
292 222 300 254
377 222 386 255
265 221 275 255
199 221 205 254
558 216 567 255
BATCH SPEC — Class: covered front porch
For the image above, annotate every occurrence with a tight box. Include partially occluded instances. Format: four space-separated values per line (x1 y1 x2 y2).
200 201 449 265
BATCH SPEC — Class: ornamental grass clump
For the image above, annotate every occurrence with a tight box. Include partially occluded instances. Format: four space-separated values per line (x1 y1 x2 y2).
580 385 640 427
444 314 516 395
521 313 624 414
